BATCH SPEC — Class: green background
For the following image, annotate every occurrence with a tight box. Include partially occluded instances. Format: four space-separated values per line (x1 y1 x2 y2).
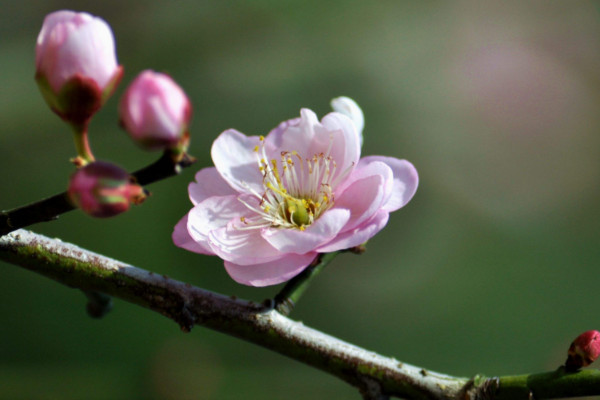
2 1 600 399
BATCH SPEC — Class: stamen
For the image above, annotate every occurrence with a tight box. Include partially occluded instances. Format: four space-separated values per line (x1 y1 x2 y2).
237 135 338 231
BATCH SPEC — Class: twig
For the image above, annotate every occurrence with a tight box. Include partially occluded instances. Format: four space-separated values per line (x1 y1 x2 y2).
479 368 600 399
0 151 195 236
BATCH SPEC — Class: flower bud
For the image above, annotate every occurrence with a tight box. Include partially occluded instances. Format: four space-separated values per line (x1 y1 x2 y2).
119 70 192 152
67 161 146 218
565 330 600 371
331 96 364 146
35 10 123 128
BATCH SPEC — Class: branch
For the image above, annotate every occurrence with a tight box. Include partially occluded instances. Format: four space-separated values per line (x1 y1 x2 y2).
1 229 599 399
0 151 195 236
0 229 465 399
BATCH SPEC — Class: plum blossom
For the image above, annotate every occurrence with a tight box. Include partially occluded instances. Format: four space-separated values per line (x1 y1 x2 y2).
173 99 418 286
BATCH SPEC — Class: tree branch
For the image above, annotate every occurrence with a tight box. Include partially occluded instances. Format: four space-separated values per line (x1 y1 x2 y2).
0 229 465 399
0 151 195 236
1 229 599 399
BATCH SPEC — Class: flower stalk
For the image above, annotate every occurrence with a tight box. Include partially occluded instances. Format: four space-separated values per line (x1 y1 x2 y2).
71 126 95 166
273 251 341 315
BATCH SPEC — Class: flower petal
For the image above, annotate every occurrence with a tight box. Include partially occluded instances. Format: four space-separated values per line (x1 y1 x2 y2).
320 111 361 184
316 210 390 253
53 13 117 91
358 156 419 211
208 222 284 266
265 109 318 159
172 214 214 255
261 208 351 254
334 171 389 232
211 129 267 195
224 252 317 287
187 195 247 243
188 167 237 206
330 96 364 147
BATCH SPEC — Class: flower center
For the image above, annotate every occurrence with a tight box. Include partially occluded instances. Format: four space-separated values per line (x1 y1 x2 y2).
239 136 338 231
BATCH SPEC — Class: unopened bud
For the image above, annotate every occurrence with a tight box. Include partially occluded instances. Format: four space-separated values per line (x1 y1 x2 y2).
35 10 123 128
119 70 192 152
565 330 600 371
67 161 146 218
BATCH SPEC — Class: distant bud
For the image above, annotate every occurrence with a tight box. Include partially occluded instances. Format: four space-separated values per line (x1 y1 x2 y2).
35 10 123 128
331 96 364 146
119 70 192 152
67 161 146 218
565 330 600 371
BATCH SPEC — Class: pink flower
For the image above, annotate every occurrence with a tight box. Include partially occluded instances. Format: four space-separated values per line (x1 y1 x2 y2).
68 161 146 218
35 10 123 126
119 70 192 151
173 101 418 286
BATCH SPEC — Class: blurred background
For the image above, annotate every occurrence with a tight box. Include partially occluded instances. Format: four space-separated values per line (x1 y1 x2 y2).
2 1 600 399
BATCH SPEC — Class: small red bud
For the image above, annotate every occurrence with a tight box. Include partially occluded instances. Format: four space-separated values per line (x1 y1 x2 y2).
67 161 146 218
565 330 600 371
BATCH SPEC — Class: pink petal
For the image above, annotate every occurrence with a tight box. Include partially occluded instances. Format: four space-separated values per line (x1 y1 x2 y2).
316 210 390 253
335 160 391 195
358 156 419 211
187 195 248 243
265 109 318 160
208 221 284 266
47 12 117 91
330 96 364 146
172 214 214 255
320 112 361 183
262 109 359 189
261 208 350 254
334 172 389 232
224 252 317 287
211 129 267 195
264 116 301 145
188 167 237 205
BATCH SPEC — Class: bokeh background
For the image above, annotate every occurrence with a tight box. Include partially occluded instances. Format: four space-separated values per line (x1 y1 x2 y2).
2 1 600 399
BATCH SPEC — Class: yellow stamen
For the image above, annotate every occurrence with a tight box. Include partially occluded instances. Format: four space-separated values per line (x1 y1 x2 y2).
240 136 339 231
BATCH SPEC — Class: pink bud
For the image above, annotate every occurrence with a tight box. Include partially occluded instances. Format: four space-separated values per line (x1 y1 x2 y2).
35 10 123 127
565 330 600 371
119 70 192 151
67 161 146 218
